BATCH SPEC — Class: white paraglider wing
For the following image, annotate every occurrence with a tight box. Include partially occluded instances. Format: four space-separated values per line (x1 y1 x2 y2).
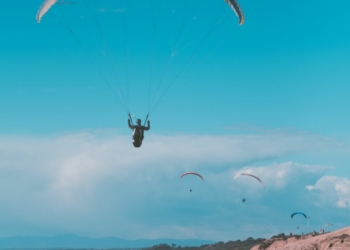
36 0 57 23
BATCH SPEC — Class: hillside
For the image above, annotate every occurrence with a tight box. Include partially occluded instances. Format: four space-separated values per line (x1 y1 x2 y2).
251 227 350 250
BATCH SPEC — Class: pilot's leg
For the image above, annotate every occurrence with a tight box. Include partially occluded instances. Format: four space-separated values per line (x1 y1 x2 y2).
133 140 141 148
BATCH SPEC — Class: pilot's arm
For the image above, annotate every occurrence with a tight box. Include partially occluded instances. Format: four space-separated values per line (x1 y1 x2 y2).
128 119 135 130
144 120 150 131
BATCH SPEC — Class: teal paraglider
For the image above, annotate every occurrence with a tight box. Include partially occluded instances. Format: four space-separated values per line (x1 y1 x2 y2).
291 212 307 219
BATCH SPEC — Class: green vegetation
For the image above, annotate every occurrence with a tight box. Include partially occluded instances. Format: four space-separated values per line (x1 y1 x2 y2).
143 238 265 250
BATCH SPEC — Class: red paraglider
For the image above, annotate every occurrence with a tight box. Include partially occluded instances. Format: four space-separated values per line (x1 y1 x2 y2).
180 172 204 181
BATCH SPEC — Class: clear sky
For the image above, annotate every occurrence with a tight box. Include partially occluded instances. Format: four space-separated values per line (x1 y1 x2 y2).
0 0 350 241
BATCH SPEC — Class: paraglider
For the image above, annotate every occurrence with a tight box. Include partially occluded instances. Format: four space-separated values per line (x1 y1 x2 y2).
234 173 264 187
224 0 245 25
35 0 245 147
181 172 203 193
291 213 310 233
128 118 150 148
180 172 204 180
234 173 263 202
291 212 307 219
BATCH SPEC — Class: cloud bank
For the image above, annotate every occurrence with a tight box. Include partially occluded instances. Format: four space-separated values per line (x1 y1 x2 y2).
0 129 348 240
307 176 350 208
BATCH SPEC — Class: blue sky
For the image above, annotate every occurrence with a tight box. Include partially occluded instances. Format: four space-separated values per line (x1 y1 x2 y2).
0 0 350 241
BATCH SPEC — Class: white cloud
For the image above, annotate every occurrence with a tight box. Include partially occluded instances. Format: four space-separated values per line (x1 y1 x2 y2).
306 176 350 209
234 162 330 190
306 185 316 191
0 129 347 239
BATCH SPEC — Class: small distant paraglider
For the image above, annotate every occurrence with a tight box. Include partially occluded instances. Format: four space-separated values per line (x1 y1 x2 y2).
234 173 263 203
291 213 310 233
180 172 204 180
181 172 203 193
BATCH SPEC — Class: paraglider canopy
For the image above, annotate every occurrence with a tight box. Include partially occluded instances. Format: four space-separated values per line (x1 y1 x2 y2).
36 0 57 23
224 0 245 25
36 0 246 121
291 212 307 219
180 172 204 180
234 173 264 187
